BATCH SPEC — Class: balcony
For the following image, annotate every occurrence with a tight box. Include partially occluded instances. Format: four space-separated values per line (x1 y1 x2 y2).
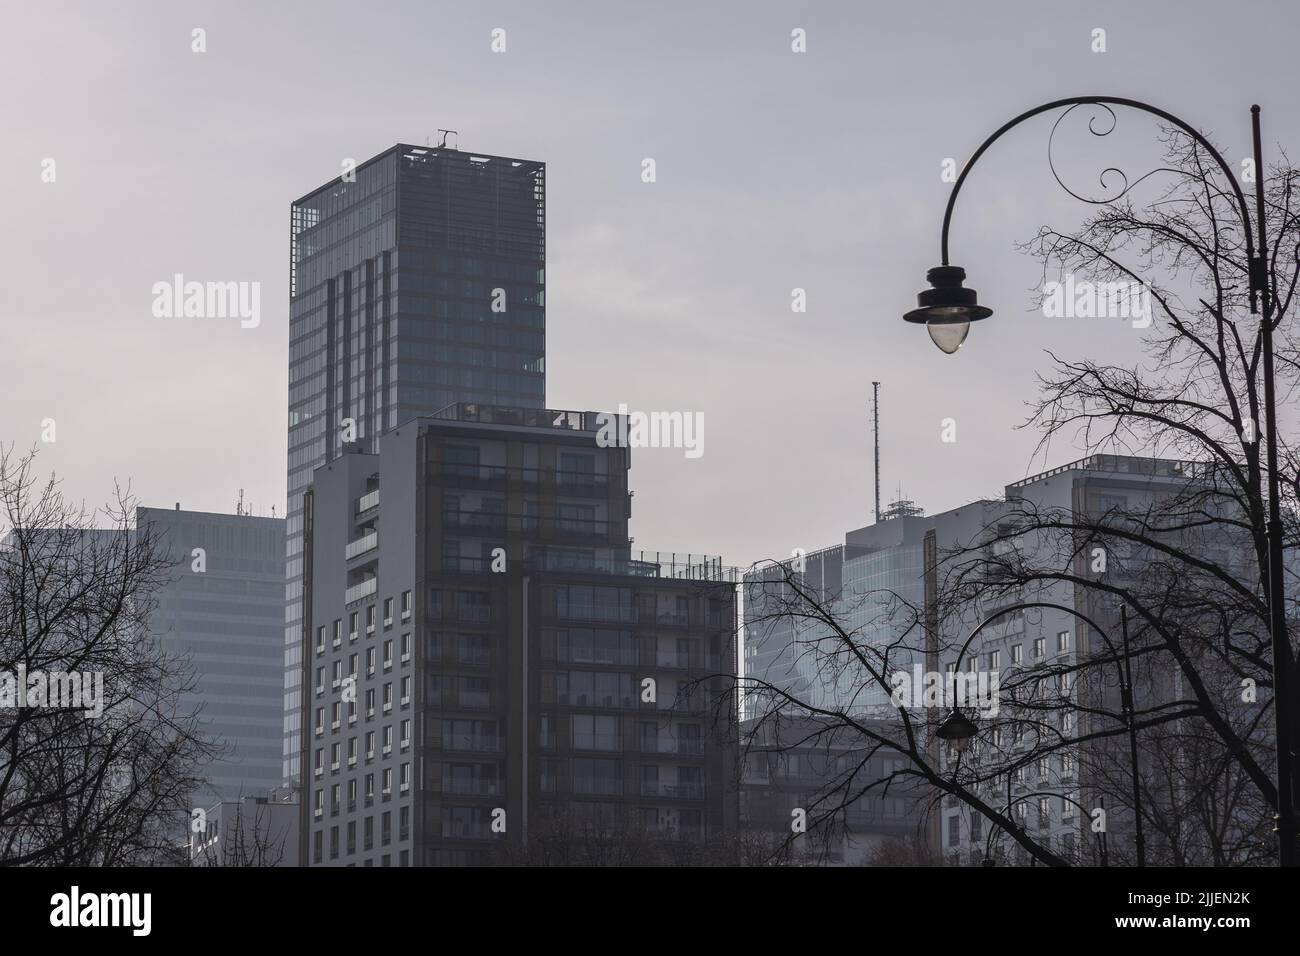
345 577 377 605
345 531 378 561
640 737 704 756
442 509 507 533
435 462 508 487
357 489 379 514
640 781 705 799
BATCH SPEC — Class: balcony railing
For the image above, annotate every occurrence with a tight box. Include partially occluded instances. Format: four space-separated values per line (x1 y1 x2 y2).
640 781 705 799
345 577 377 604
640 737 704 755
357 489 379 513
345 531 378 560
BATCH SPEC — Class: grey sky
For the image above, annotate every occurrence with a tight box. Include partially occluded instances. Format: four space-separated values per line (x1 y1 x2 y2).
3 0 1297 567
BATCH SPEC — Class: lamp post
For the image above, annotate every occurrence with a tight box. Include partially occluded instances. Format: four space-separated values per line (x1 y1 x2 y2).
942 600 1146 866
908 96 1294 867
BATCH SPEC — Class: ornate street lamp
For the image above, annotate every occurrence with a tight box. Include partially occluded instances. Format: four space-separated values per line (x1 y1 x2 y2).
909 95 1294 866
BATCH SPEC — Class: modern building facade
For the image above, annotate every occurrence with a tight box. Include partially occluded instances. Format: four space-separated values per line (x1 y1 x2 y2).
739 716 937 865
138 506 286 806
742 499 933 719
927 455 1219 865
299 404 738 866
285 145 547 791
189 791 299 866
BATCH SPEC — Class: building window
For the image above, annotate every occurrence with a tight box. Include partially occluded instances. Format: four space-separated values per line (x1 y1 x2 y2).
384 597 394 628
1011 644 1022 664
383 639 393 670
400 633 411 663
316 626 326 655
1057 630 1070 653
1033 638 1046 659
987 649 1001 669
366 605 376 634
349 612 359 642
401 590 412 622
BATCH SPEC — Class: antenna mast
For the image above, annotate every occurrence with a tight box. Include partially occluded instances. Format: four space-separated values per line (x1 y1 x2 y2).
871 382 881 523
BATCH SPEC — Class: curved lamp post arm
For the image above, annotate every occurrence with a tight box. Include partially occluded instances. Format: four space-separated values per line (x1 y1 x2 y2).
951 600 1119 674
939 95 1259 312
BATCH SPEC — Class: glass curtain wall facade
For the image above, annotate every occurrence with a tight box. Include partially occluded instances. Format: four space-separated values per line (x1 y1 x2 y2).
285 146 546 787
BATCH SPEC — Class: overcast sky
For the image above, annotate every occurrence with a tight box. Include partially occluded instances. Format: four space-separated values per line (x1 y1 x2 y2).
3 0 1298 567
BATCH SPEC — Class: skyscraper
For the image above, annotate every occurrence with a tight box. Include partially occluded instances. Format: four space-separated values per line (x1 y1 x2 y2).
284 145 547 790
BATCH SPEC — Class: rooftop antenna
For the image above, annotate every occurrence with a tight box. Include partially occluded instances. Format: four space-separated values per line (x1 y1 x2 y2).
871 382 881 523
437 129 458 150
236 488 245 517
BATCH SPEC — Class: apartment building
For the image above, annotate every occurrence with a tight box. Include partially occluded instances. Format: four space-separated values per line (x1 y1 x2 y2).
299 403 738 866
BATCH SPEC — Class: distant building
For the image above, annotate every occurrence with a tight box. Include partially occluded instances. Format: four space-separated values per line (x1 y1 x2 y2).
739 716 937 865
926 455 1229 865
190 791 299 866
743 499 933 719
299 403 738 866
137 506 286 807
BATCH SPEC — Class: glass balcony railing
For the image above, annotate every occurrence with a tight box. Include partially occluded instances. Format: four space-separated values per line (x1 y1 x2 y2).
357 489 379 513
345 577 377 604
345 531 378 560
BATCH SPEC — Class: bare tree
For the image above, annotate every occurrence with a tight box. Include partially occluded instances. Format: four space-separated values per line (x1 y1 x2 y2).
0 446 216 866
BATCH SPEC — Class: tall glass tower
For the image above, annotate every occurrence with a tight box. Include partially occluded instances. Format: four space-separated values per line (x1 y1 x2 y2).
283 145 546 787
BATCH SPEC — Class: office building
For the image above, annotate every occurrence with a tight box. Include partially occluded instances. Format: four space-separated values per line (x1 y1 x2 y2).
285 145 548 791
743 499 933 719
138 506 286 806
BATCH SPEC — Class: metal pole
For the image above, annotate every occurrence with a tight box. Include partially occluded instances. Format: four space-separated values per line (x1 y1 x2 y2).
1251 104 1296 866
872 381 881 522
1098 795 1109 867
1120 606 1146 866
